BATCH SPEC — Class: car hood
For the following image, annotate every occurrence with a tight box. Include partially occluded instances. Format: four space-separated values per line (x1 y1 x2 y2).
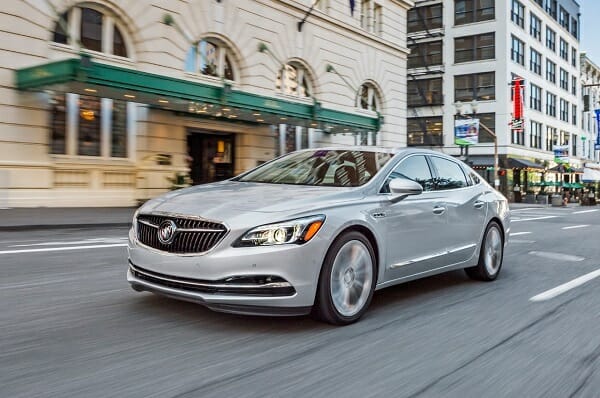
141 181 362 220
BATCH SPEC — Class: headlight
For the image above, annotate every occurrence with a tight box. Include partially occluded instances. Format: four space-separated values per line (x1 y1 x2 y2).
234 215 325 247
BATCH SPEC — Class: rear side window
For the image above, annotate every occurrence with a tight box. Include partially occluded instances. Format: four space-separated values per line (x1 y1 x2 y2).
381 155 435 193
429 156 468 190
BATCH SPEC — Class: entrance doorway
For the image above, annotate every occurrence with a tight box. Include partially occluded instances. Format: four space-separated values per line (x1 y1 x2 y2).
187 131 235 185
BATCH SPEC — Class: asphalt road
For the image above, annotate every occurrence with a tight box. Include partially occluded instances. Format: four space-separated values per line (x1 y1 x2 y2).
1 207 599 398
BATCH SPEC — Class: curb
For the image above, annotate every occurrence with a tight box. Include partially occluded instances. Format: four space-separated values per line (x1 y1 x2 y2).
0 222 132 232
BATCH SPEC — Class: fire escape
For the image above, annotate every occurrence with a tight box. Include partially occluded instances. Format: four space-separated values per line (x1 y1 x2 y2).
407 2 444 146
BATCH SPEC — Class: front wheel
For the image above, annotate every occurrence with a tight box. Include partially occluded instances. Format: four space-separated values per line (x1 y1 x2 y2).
465 221 504 281
313 231 376 325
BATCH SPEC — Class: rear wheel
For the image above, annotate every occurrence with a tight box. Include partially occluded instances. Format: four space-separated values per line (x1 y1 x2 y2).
465 221 504 281
314 231 376 325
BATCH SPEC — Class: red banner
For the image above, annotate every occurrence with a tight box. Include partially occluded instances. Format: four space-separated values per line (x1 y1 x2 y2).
511 77 524 131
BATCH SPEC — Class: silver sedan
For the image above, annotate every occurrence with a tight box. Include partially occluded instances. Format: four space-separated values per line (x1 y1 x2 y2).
127 147 510 325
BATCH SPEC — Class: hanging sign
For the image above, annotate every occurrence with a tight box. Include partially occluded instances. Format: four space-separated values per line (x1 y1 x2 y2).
595 109 600 150
511 77 525 132
553 145 569 164
454 118 479 146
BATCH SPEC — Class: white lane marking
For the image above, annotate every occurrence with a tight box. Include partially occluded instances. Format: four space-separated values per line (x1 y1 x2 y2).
8 237 127 247
530 269 600 302
562 225 590 230
512 216 558 222
572 209 599 215
510 239 536 244
510 232 532 236
511 208 545 212
0 243 127 255
529 251 585 262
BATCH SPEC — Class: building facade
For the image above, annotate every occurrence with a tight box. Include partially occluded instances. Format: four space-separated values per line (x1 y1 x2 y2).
581 53 600 163
1 0 413 207
407 0 591 198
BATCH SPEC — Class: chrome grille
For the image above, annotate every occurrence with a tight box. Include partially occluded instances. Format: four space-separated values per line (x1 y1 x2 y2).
137 214 228 254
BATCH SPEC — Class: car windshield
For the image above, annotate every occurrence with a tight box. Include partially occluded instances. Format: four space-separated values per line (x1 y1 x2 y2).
235 149 394 187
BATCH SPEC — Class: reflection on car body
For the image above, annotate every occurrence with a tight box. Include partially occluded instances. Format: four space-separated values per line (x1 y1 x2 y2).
127 147 510 325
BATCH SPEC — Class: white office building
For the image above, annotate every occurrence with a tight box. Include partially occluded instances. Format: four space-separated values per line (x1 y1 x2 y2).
407 0 589 199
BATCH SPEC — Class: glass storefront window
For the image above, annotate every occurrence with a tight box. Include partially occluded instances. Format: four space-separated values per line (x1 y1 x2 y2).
50 94 67 154
111 100 128 158
78 95 101 156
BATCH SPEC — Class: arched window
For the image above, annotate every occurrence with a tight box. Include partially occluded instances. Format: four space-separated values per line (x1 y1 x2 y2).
357 83 381 112
185 39 236 81
276 63 312 97
51 6 130 58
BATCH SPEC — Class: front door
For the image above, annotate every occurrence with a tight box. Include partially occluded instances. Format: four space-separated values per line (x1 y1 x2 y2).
187 132 234 185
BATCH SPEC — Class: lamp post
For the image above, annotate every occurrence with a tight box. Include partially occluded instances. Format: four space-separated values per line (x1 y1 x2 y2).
454 100 500 189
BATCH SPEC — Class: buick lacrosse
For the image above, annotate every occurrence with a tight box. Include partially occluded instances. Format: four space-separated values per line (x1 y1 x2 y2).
127 147 509 325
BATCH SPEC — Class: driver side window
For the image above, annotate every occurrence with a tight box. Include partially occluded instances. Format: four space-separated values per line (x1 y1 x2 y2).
381 155 435 193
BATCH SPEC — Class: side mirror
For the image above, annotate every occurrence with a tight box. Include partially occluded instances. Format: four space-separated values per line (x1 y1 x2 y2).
388 178 423 203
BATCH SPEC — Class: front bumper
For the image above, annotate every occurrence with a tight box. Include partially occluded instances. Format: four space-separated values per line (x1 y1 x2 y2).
127 226 329 316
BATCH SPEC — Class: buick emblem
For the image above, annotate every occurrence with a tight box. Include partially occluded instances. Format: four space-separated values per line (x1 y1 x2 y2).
157 220 177 245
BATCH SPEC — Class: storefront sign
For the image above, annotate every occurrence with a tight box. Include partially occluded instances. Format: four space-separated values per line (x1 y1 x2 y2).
511 77 524 132
454 118 479 146
553 145 569 164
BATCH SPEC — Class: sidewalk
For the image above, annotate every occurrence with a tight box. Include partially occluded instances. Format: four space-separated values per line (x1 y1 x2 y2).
0 207 136 231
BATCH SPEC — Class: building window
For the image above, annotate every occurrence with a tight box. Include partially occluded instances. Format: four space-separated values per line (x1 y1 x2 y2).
454 0 495 26
559 6 569 31
572 48 577 67
559 99 569 122
408 41 443 68
276 63 313 97
52 6 130 58
530 84 542 111
474 112 496 143
530 121 542 149
77 95 102 156
572 76 577 96
360 0 370 30
546 59 556 83
559 68 569 91
559 38 569 61
572 134 577 156
407 117 443 146
530 48 542 75
373 3 382 35
408 78 443 107
546 0 557 19
455 72 495 102
185 39 236 81
546 27 556 51
511 0 524 28
530 12 541 41
408 4 443 32
546 126 557 151
546 92 556 117
533 0 543 7
357 83 381 112
50 94 67 154
511 35 525 65
454 32 495 63
571 17 578 39
572 104 577 126
512 128 524 145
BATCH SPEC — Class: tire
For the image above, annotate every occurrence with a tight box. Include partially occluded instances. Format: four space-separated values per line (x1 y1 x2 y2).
465 221 504 281
313 231 376 325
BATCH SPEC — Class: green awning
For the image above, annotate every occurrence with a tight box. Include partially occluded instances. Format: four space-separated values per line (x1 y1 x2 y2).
16 55 381 133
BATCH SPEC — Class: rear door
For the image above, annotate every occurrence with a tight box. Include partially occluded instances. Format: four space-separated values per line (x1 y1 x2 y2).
428 156 487 265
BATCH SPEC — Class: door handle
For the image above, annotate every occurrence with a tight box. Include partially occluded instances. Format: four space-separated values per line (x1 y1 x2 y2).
432 206 446 215
474 200 485 209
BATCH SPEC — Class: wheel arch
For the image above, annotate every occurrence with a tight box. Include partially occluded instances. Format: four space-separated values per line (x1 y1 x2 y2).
336 225 380 278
